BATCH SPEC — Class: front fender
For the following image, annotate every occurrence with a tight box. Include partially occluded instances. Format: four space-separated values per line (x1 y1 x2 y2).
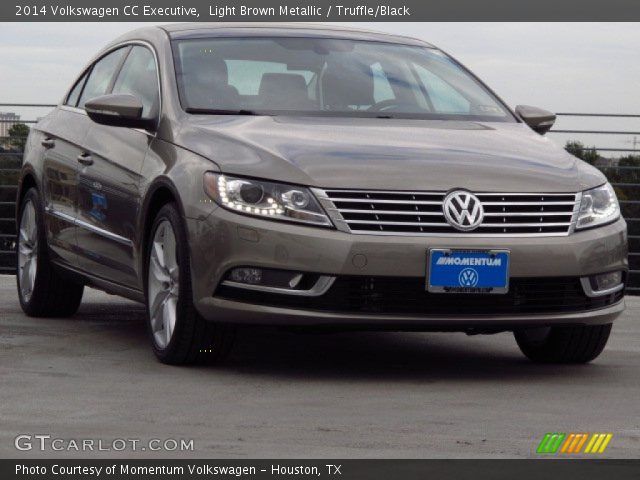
137 139 222 282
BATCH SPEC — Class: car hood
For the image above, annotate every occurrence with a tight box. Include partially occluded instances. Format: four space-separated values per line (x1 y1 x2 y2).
174 115 605 193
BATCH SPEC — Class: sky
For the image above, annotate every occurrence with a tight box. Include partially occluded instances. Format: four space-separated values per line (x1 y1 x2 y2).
1 22 639 153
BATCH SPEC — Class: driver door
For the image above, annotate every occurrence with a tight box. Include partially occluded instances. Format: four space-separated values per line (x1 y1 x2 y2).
75 45 160 288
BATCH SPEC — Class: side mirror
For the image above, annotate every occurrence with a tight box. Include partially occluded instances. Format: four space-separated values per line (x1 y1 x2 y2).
85 94 154 130
515 105 556 135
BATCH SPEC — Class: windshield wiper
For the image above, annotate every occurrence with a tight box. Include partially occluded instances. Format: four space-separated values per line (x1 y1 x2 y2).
185 108 258 116
186 108 400 119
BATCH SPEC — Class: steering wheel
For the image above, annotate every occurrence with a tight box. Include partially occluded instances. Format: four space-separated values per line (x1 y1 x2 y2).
367 99 403 112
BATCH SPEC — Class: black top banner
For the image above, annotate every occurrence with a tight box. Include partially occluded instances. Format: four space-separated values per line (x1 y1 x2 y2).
3 0 640 22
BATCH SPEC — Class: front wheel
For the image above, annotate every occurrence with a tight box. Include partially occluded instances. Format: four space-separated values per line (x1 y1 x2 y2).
145 203 235 365
514 324 612 364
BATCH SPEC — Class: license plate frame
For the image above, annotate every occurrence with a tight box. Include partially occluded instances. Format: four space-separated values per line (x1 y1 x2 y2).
427 248 510 294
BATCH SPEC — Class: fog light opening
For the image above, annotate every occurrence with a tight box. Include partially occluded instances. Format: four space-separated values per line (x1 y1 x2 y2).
221 268 336 297
580 271 624 298
594 271 623 291
226 267 310 289
229 267 263 285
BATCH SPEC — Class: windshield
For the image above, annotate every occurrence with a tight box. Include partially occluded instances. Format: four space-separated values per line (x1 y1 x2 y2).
172 37 515 121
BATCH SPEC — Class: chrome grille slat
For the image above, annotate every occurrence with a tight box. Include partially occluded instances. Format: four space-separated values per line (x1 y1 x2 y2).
320 188 580 237
483 212 573 217
346 220 450 226
330 198 442 205
479 222 572 228
345 220 572 227
326 190 574 197
476 193 576 196
338 209 444 215
480 201 575 206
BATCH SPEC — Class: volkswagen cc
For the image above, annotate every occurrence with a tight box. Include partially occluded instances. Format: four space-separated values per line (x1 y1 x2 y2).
16 24 627 364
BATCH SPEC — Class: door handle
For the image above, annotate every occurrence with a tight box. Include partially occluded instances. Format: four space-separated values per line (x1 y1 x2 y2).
77 153 94 166
41 138 55 149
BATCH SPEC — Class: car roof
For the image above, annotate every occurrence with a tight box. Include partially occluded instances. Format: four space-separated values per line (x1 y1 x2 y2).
155 23 436 48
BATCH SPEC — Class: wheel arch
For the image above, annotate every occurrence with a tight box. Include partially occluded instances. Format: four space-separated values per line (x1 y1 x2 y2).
138 177 188 281
15 168 40 223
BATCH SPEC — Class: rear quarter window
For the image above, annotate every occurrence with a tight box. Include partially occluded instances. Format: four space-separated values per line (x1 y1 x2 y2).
65 71 89 107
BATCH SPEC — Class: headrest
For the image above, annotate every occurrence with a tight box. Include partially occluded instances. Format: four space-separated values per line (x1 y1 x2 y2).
258 73 311 109
181 50 229 85
322 61 374 109
259 73 308 98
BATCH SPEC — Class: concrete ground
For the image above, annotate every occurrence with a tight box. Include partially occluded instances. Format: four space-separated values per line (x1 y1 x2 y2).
0 275 638 459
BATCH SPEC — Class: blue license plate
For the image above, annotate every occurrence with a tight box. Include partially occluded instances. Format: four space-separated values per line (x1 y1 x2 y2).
428 249 510 294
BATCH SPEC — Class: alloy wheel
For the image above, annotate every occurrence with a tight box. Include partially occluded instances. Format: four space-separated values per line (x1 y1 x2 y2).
147 220 180 349
18 200 38 303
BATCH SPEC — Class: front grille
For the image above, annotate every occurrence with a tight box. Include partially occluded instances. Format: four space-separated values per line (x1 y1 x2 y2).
216 276 623 316
320 189 580 236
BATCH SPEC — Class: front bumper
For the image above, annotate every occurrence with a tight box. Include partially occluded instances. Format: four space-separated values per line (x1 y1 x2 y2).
198 296 625 328
188 208 627 327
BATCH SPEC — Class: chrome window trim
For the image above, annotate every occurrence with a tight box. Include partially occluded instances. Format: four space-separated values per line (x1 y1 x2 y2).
579 276 625 298
59 105 88 115
45 206 133 247
221 275 336 297
313 188 583 238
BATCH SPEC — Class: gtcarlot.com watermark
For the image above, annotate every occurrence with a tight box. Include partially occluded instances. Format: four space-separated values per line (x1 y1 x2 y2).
15 434 194 452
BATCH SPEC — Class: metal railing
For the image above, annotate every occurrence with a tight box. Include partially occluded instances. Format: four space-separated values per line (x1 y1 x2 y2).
1 104 56 273
0 145 20 273
1 104 639 294
550 113 640 294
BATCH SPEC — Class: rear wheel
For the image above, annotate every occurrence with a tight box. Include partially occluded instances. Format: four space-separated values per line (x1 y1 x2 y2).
514 324 612 364
146 203 235 365
16 188 84 317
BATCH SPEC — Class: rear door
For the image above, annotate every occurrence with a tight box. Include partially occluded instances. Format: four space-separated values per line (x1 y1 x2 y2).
75 45 160 288
39 70 94 266
41 47 130 269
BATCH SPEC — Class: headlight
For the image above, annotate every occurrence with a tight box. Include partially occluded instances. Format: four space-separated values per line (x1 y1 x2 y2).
576 183 620 230
203 173 332 227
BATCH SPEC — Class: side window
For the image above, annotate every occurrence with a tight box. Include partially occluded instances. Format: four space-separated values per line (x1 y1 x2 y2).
111 46 159 118
78 47 128 109
65 71 88 107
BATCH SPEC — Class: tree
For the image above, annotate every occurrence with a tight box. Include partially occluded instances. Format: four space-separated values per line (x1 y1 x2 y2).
564 140 601 165
615 155 640 195
8 123 30 152
618 154 640 167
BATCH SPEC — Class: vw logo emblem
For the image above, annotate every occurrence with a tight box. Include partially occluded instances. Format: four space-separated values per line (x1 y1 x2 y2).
443 190 484 231
459 268 479 287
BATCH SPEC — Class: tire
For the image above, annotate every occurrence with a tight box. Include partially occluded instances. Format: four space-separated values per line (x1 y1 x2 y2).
16 188 84 317
145 203 235 365
514 324 612 364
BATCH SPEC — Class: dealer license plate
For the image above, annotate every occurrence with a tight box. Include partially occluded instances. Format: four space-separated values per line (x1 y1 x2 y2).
427 249 510 294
